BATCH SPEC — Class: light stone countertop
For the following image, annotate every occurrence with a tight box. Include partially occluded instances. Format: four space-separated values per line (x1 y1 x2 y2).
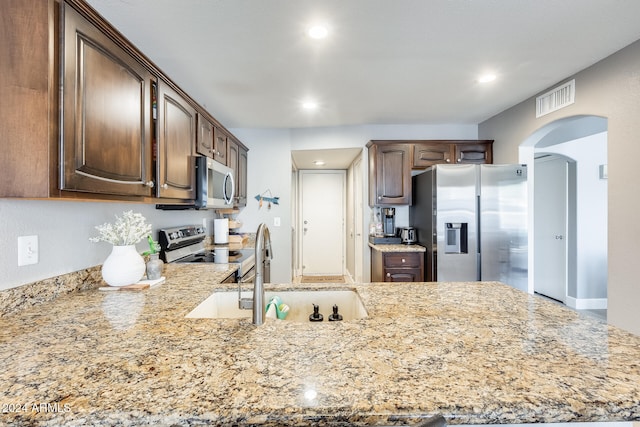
1 263 639 426
369 243 426 252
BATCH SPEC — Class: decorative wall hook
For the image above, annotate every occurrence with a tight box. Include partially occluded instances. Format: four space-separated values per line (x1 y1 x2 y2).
255 189 279 210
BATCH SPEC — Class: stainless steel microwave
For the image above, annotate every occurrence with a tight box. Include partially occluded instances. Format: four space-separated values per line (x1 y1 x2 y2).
195 156 235 209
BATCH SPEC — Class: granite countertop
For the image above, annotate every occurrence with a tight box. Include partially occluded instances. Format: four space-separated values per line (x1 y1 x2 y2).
1 264 640 426
369 243 426 252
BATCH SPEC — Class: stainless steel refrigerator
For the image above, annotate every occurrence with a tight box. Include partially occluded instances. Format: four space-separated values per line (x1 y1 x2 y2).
410 164 528 290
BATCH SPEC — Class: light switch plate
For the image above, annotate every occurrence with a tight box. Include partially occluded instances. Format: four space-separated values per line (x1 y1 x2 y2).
274 217 281 227
18 235 39 266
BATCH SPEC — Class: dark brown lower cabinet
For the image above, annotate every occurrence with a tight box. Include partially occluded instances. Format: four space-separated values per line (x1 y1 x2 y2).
371 249 424 282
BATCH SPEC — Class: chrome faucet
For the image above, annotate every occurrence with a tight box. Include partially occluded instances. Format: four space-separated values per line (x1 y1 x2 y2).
238 223 272 325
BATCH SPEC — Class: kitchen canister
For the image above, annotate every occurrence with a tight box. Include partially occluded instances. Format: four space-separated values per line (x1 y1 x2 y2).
145 253 164 280
214 218 229 244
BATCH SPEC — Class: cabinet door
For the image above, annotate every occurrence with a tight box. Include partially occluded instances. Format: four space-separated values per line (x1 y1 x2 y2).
196 114 215 158
413 142 454 168
61 4 153 196
454 142 493 164
237 144 248 207
157 81 196 200
213 127 228 165
228 138 248 207
369 143 411 205
384 268 423 282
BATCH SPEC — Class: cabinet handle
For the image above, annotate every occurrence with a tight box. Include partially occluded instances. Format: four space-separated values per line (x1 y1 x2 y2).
386 273 391 277
144 181 155 188
402 258 406 263
378 196 382 200
162 183 169 190
457 158 462 163
446 159 450 163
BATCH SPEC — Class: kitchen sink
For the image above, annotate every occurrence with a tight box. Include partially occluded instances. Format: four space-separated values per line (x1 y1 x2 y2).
186 290 368 322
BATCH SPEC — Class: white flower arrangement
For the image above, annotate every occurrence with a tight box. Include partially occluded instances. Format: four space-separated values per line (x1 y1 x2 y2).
89 211 153 246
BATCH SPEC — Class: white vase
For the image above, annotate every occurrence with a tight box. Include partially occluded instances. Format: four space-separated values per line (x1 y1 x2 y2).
101 245 145 287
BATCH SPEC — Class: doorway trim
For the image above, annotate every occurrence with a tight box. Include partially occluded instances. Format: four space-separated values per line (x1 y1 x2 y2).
519 115 608 309
297 169 347 277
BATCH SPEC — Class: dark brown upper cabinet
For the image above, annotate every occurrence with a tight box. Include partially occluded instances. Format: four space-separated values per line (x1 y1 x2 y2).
228 137 248 207
0 0 248 204
368 142 412 206
196 114 215 159
454 141 493 164
368 140 493 206
213 126 229 165
413 140 493 169
156 81 196 200
60 3 154 196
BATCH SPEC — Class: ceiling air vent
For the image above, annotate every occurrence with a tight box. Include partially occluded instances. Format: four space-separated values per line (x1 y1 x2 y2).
536 79 575 118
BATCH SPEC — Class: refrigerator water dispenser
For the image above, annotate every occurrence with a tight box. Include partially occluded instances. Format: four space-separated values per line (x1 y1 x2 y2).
445 223 468 254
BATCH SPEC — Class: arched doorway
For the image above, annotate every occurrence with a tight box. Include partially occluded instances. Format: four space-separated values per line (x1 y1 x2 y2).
520 115 608 312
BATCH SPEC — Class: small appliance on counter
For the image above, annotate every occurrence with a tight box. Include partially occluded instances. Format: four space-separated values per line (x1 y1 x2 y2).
399 226 417 244
382 208 396 236
214 218 229 244
369 207 401 244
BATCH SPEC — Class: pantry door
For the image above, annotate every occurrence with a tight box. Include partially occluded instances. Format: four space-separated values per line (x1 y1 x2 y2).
300 170 345 276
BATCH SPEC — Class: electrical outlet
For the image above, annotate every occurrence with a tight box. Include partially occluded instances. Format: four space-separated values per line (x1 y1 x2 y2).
18 235 39 266
274 217 281 227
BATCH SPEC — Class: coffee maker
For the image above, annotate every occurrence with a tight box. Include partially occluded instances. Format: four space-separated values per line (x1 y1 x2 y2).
382 208 396 236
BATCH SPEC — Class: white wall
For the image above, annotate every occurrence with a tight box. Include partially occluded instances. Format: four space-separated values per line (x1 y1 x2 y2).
0 200 220 291
230 128 293 284
479 39 640 335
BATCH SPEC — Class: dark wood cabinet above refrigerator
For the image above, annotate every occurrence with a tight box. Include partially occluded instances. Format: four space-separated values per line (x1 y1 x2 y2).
367 140 493 206
413 140 493 168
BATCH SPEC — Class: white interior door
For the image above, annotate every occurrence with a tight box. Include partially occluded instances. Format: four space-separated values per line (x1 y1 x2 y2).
534 156 567 302
300 170 345 276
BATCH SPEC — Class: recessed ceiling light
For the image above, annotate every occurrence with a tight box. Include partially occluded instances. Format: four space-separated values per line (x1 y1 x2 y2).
313 160 325 166
307 25 328 39
302 100 318 110
478 74 497 83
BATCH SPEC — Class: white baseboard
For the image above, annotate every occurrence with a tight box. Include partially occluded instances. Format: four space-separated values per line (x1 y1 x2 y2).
565 296 607 310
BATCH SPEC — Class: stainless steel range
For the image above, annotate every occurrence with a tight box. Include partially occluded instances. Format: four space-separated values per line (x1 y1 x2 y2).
158 225 255 283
